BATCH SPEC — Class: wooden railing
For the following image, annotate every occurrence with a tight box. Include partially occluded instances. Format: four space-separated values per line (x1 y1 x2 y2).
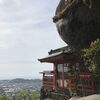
43 76 54 87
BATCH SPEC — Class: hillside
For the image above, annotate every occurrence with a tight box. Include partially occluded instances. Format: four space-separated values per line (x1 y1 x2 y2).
9 78 41 83
0 78 42 96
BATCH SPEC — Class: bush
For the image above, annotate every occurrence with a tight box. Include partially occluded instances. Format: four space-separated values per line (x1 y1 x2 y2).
82 39 100 77
0 96 9 100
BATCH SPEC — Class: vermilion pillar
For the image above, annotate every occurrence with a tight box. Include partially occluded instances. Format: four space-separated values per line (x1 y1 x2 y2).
53 63 57 88
62 64 64 88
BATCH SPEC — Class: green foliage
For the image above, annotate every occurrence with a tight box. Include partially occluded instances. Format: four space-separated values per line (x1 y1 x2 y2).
13 90 39 100
0 90 39 100
82 39 100 77
0 96 9 100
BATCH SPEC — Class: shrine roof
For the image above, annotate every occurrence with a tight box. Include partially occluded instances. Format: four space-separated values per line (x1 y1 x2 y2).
38 46 80 63
39 71 54 75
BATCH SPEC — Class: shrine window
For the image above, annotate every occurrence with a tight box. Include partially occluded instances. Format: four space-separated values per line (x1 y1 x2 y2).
64 64 68 78
57 64 63 79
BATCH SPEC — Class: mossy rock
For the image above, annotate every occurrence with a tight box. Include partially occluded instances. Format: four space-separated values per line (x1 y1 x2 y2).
54 0 100 50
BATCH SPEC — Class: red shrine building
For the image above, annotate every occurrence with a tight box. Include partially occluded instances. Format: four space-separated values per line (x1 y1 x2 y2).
38 46 95 99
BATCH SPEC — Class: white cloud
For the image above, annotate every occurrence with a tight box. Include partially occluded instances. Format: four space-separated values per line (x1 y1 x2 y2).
0 0 66 79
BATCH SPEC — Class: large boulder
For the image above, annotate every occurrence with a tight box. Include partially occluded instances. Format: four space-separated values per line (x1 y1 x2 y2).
53 0 100 50
69 94 100 100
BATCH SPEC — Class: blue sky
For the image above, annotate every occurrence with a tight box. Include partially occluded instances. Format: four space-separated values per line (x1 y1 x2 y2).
0 0 66 79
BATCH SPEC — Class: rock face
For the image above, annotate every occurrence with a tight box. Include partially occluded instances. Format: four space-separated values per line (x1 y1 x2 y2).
69 94 100 100
53 0 100 50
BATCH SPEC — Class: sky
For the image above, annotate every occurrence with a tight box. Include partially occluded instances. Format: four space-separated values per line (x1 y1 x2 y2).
0 0 66 80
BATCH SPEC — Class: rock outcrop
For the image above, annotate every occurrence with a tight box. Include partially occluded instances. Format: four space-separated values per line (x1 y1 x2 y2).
53 0 100 50
69 94 100 100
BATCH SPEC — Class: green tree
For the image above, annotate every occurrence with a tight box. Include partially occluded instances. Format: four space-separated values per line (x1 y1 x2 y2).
0 96 9 100
82 39 100 77
13 90 39 100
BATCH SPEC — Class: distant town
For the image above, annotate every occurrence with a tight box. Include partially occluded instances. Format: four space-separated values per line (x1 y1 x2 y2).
0 78 42 96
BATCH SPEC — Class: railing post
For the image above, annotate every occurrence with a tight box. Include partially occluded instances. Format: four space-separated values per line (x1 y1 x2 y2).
62 64 64 88
54 63 57 88
43 73 45 86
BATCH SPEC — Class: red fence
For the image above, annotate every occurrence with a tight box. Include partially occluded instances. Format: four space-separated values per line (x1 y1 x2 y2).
43 76 54 87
